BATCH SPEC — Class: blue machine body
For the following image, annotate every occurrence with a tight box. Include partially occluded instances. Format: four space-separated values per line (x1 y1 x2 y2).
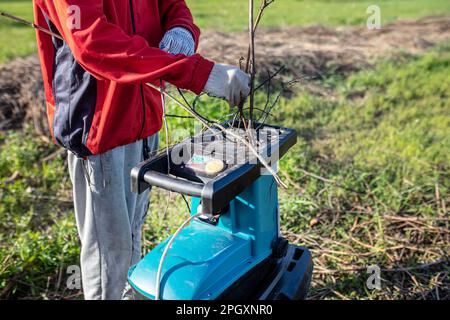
128 175 279 300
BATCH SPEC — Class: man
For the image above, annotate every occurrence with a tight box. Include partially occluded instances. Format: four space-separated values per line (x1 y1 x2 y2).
33 0 250 300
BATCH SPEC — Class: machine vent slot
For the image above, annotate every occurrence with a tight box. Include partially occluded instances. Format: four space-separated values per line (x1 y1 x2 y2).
293 248 303 261
287 262 296 272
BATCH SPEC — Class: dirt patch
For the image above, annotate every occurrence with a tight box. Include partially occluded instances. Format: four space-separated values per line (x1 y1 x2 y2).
1 15 449 132
0 55 46 133
199 15 450 78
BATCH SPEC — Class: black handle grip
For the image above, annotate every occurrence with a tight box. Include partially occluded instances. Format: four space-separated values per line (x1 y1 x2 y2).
143 171 204 197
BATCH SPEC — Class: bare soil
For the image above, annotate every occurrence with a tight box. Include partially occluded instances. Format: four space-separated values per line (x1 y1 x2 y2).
199 15 450 77
0 55 45 133
1 15 450 132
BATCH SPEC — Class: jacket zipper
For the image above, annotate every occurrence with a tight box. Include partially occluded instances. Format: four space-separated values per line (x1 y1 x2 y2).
129 0 150 158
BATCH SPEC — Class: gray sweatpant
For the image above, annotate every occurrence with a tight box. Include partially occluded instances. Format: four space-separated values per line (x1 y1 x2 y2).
68 135 158 300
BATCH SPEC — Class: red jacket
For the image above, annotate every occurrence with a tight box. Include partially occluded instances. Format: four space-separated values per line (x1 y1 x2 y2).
33 0 214 157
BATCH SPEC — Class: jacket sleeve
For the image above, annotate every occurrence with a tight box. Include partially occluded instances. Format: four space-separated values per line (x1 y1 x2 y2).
159 0 201 50
36 0 213 94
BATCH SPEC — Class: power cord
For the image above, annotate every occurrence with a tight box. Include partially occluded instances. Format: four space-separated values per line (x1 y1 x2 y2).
154 82 198 300
154 212 203 300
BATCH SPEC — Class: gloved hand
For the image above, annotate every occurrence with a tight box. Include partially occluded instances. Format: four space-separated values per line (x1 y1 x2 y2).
203 64 251 107
159 27 195 56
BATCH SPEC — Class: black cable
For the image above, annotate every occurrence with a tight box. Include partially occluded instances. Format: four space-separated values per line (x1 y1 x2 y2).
181 194 191 212
177 88 216 125
165 114 194 119
177 88 193 109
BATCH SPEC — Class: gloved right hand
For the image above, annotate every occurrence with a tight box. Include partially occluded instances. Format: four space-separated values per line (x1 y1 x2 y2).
203 64 251 107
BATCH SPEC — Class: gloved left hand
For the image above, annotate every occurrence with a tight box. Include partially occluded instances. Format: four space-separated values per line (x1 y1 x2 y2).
159 27 195 56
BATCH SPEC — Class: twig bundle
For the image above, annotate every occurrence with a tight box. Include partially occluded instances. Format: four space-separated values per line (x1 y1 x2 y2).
145 82 287 188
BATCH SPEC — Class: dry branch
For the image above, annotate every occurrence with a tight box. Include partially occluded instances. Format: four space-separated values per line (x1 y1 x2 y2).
145 82 287 188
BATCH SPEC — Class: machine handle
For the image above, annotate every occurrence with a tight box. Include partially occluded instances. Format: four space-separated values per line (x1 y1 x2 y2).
143 171 204 197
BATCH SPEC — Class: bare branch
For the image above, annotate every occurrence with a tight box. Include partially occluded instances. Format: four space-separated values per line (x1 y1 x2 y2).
248 0 256 125
239 0 275 129
254 65 285 92
0 11 64 40
244 0 275 73
145 82 288 188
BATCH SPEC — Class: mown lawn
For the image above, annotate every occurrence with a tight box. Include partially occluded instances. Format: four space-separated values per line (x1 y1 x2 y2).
1 44 448 299
1 0 450 62
189 0 450 31
0 0 35 63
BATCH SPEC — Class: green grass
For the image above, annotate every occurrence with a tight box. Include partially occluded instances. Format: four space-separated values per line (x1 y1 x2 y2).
0 125 79 299
1 0 450 63
189 0 450 31
1 0 449 301
0 0 36 63
274 46 450 298
1 45 448 299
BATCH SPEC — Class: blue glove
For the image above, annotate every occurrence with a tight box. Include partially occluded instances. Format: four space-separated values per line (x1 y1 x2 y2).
159 27 195 56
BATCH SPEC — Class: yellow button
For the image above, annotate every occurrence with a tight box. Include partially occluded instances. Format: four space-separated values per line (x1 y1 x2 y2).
205 159 225 175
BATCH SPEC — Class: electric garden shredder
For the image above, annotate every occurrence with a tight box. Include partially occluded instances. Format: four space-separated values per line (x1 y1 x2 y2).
128 121 313 300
